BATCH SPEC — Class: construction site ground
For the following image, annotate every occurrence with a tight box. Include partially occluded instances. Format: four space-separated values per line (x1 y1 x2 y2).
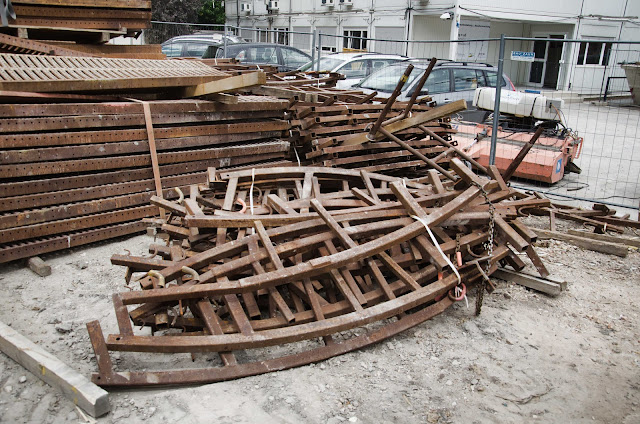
0 216 638 424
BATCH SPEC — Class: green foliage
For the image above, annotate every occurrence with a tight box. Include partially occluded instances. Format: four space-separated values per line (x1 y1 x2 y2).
198 1 226 25
152 0 203 23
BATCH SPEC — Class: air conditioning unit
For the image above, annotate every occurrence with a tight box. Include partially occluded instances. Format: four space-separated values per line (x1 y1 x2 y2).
268 1 279 11
339 0 353 5
321 0 335 6
240 3 251 12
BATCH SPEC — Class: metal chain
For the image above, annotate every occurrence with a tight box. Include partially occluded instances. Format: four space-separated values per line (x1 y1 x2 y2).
471 181 495 316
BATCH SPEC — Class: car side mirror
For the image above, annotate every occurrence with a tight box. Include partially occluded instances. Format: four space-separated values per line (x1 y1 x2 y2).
419 89 429 96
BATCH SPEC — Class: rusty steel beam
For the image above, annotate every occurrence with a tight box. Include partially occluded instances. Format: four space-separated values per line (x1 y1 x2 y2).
88 298 454 387
0 111 283 135
0 99 287 119
0 141 289 178
0 221 146 264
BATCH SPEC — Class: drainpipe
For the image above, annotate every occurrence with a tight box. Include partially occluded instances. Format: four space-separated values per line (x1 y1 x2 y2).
449 0 460 61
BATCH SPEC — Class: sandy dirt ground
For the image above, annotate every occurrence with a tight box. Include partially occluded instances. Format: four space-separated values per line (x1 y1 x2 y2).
1 218 639 424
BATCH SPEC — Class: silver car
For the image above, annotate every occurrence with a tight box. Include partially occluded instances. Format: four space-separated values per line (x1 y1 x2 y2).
161 33 246 58
299 52 409 89
354 60 516 121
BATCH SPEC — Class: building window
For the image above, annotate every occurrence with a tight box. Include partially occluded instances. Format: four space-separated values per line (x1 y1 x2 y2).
343 30 368 51
275 28 289 45
256 28 269 43
577 40 613 66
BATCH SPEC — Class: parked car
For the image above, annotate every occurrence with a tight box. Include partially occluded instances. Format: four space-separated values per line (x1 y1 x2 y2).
354 60 516 122
298 52 409 89
161 33 246 58
214 43 312 72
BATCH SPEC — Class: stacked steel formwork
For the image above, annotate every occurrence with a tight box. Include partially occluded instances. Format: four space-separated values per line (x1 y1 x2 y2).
0 97 292 263
2 0 151 42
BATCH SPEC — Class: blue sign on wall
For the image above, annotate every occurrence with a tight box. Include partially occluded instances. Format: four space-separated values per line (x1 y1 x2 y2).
511 51 535 62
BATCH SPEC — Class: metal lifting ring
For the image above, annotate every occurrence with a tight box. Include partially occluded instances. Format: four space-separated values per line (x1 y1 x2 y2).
174 187 185 205
181 266 200 282
236 197 247 214
147 270 165 288
448 283 467 302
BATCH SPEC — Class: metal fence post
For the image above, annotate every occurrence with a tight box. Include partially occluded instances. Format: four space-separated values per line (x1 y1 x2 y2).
316 33 322 72
311 29 317 69
489 33 506 166
223 24 228 58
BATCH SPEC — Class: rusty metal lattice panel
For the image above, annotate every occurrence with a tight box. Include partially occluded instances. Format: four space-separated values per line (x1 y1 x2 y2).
0 33 95 57
0 54 230 92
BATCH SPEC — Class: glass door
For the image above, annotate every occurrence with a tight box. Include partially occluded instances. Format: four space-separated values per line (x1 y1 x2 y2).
528 37 548 87
528 34 566 89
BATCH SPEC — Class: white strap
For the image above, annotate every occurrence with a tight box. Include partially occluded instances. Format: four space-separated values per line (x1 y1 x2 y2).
411 215 461 286
249 168 256 234
293 146 301 167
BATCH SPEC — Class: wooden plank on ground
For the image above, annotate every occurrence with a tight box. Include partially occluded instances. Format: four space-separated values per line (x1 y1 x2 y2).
493 268 566 296
531 228 629 257
567 229 640 248
0 320 110 417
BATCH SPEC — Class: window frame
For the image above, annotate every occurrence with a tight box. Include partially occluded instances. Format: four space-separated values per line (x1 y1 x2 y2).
343 30 368 51
274 28 289 45
576 39 614 66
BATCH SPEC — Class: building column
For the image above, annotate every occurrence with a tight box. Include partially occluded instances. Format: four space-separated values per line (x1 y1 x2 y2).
405 1 413 56
448 0 460 60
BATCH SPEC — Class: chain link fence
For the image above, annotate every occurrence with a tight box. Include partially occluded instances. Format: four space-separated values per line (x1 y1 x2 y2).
488 37 640 215
148 22 639 215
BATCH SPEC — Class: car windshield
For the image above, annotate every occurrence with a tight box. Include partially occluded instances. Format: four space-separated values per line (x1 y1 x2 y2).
358 63 423 92
299 57 346 72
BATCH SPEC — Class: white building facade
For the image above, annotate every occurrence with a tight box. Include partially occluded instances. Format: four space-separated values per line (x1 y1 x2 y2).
225 0 640 92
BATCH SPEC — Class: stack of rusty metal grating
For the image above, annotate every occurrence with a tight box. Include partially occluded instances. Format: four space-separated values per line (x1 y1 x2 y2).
2 0 151 42
42 42 166 59
0 32 96 56
288 100 461 176
200 58 281 75
245 60 473 178
0 97 293 264
0 53 231 93
248 71 370 104
85 161 554 387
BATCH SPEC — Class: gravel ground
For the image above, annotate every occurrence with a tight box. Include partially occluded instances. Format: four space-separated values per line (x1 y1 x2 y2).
0 223 638 424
